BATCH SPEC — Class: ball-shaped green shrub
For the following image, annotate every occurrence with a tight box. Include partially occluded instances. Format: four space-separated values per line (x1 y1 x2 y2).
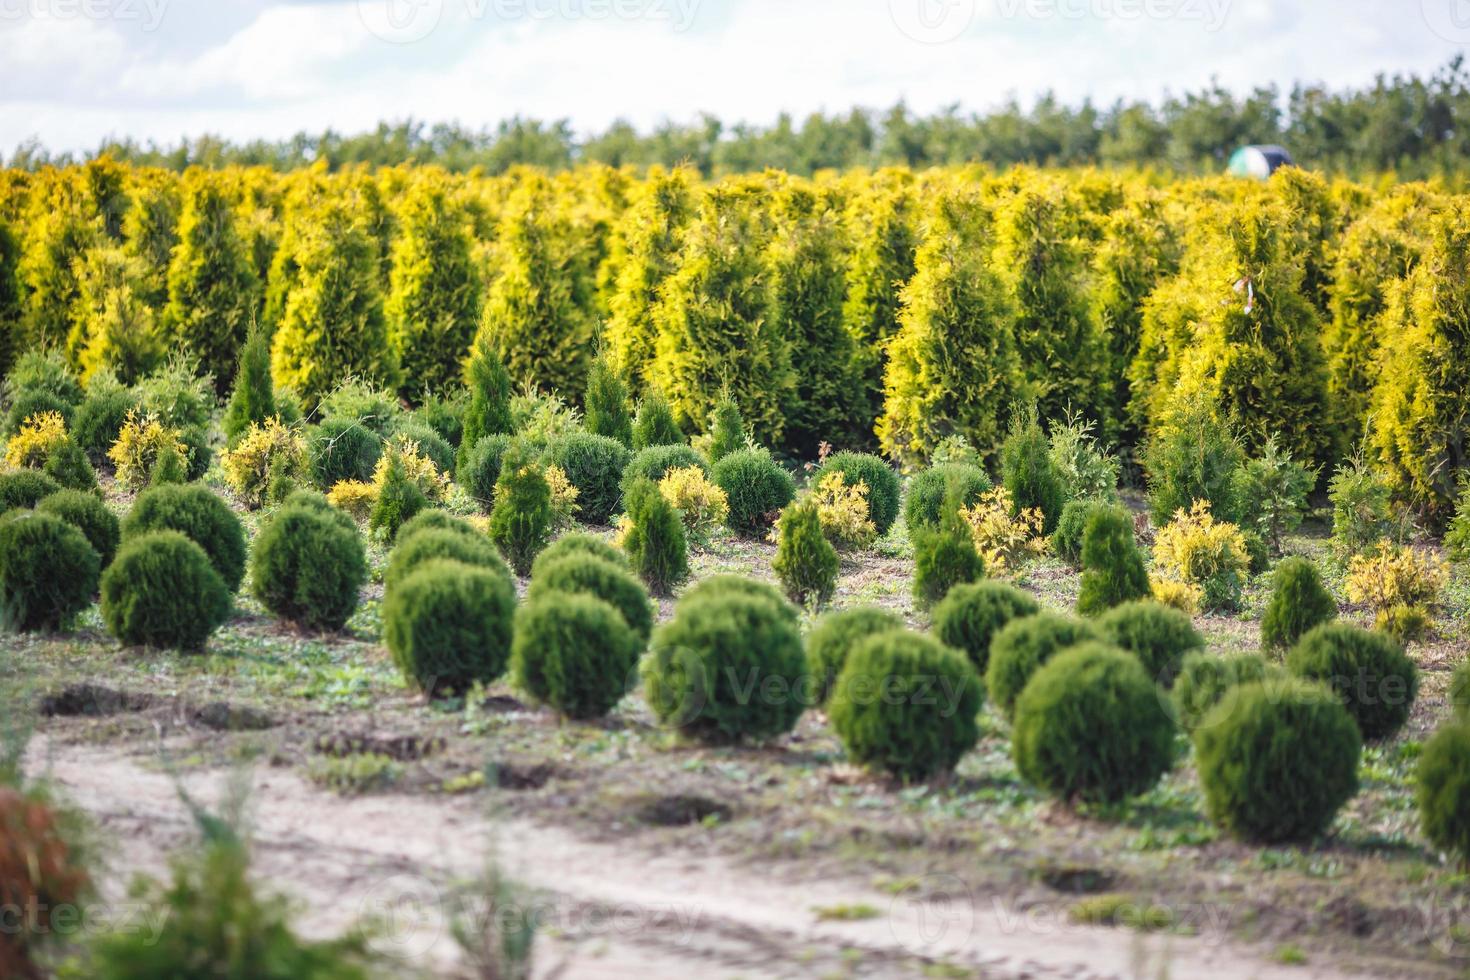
395 508 480 546
0 470 62 516
250 502 367 631
1416 721 1470 866
1451 660 1470 719
904 464 991 535
101 531 232 651
1076 505 1150 616
986 612 1101 722
36 489 120 567
807 607 905 706
1000 413 1067 535
1286 623 1419 741
1171 652 1289 733
680 574 798 625
122 484 247 592
711 447 795 537
42 440 98 493
308 418 382 488
1012 644 1178 804
529 552 654 644
622 475 688 596
456 434 513 510
383 558 516 696
1261 557 1336 650
620 444 708 500
512 591 641 720
3 389 71 438
548 432 630 526
0 511 99 632
829 630 982 782
931 580 1039 676
1195 679 1361 843
279 489 357 534
911 520 984 611
384 527 509 594
1095 600 1203 687
72 384 137 461
391 420 456 477
1050 498 1106 567
643 590 808 742
631 391 683 450
531 532 627 577
813 452 901 536
773 499 838 608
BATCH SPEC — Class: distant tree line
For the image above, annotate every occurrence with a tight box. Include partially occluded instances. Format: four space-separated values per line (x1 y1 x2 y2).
10 58 1470 179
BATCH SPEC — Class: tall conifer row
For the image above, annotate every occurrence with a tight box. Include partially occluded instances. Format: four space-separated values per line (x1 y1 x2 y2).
120 170 181 309
164 171 260 393
385 176 483 401
604 167 697 396
765 181 853 457
476 174 595 401
18 170 99 356
0 217 25 378
878 190 1022 466
650 184 792 446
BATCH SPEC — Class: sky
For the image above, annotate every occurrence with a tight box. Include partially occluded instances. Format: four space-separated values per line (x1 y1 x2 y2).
1 0 1466 154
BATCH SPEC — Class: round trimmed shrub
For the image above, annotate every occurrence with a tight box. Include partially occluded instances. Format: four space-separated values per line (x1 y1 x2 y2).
0 511 99 632
308 418 382 488
391 420 456 477
36 489 120 566
395 509 479 546
912 520 984 610
531 532 627 577
1076 505 1150 616
457 434 513 510
384 527 509 594
1417 721 1470 866
1451 660 1470 719
72 385 137 461
621 444 708 499
279 489 357 534
383 558 516 696
529 552 654 644
250 502 367 631
512 591 641 720
1195 679 1361 843
986 612 1101 722
1261 557 1336 650
631 391 682 450
3 389 71 438
1095 601 1203 687
1012 643 1177 804
813 452 901 536
1286 623 1419 741
42 441 98 493
0 470 61 516
711 447 794 537
680 574 798 625
548 432 630 526
904 464 991 535
807 606 904 706
931 580 1039 676
643 590 808 742
1050 498 1106 567
101 531 232 651
829 630 982 782
773 499 838 608
1171 652 1289 732
122 485 247 593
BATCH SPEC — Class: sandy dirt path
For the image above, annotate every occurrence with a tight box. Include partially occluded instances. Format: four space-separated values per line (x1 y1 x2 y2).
30 737 1341 979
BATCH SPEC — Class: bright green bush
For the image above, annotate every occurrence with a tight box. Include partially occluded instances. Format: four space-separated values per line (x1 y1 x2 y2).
1077 505 1150 616
366 450 427 542
1261 557 1337 649
1047 410 1120 503
531 532 627 576
931 580 1039 675
222 324 275 446
36 488 119 566
529 552 654 644
1051 498 1106 567
711 447 794 537
383 558 516 696
986 612 1101 722
457 434 513 510
1286 623 1418 741
680 574 797 625
621 444 708 498
0 470 61 515
458 333 514 464
841 182 917 440
71 379 137 461
488 447 553 576
3 389 71 438
773 498 838 608
1171 652 1288 733
548 432 630 525
806 606 904 706
621 475 688 595
3 349 82 409
905 464 992 535
1195 679 1361 843
829 630 982 782
1416 721 1470 866
385 527 508 595
1233 436 1316 554
1142 401 1246 526
395 508 480 545
251 501 367 631
911 509 984 611
584 354 633 448
389 420 455 479
999 409 1067 535
642 588 807 741
42 440 97 493
813 452 900 536
122 484 246 592
0 511 98 632
410 392 464 449
1452 660 1470 719
101 531 232 652
706 390 746 462
309 418 382 489
512 591 641 720
1095 600 1202 686
1013 643 1177 804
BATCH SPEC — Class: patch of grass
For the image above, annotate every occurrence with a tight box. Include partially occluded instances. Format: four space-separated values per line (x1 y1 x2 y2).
306 752 401 795
1068 894 1174 932
1274 943 1308 966
812 902 881 922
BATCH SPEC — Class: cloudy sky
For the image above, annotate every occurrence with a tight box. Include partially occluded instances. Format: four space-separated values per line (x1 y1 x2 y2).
2 0 1466 154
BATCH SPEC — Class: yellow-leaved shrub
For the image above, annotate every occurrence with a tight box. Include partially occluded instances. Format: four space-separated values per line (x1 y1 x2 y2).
1152 501 1250 612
